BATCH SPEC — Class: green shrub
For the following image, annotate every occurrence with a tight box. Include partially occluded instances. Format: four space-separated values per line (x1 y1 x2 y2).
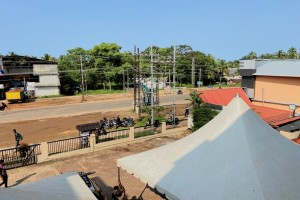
114 135 129 139
134 130 154 138
192 107 218 131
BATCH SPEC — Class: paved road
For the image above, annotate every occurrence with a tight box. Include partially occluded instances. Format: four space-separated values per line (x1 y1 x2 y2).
0 94 189 123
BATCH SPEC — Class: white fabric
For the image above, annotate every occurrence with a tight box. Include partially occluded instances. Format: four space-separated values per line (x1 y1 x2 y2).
0 171 97 200
118 95 300 200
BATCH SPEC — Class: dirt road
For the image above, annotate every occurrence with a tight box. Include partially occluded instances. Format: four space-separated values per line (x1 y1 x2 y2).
0 90 191 148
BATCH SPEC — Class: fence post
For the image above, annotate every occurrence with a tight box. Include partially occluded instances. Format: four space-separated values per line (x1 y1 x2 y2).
89 134 96 151
129 127 135 140
38 142 49 163
162 122 166 134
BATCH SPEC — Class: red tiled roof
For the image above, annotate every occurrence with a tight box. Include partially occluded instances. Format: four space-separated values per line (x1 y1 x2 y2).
252 105 300 127
199 87 252 106
199 87 300 127
292 138 300 144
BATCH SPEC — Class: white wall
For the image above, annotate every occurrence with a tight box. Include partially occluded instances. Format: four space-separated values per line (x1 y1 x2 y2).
33 64 60 96
35 87 60 97
35 75 60 86
33 64 58 75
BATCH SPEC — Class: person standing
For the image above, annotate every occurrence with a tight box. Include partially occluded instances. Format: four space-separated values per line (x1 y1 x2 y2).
13 129 23 148
0 159 8 188
184 105 190 117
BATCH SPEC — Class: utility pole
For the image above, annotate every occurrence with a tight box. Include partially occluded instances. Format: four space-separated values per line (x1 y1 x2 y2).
156 54 160 105
80 54 85 102
84 72 87 92
133 46 137 111
199 68 202 87
192 57 195 87
127 70 129 92
137 48 141 119
172 45 176 126
123 70 125 91
168 69 171 88
150 46 154 128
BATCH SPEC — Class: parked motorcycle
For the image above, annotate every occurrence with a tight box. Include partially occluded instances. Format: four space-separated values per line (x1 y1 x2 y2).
123 116 135 127
100 116 135 129
145 118 160 128
166 116 180 125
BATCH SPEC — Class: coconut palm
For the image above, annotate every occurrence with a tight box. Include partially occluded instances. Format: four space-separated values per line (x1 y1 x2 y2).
287 47 298 59
189 91 202 110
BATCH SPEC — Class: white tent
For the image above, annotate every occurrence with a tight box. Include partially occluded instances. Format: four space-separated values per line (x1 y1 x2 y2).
0 171 97 200
118 95 300 200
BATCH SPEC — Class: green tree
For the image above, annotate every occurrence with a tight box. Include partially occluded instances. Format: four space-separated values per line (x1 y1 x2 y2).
242 51 257 60
275 50 286 59
41 53 56 61
89 43 124 90
189 91 202 110
287 47 298 59
192 107 218 131
57 48 87 94
260 53 276 59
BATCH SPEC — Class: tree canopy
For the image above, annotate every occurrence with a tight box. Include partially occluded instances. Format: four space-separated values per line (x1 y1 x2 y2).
1 44 298 94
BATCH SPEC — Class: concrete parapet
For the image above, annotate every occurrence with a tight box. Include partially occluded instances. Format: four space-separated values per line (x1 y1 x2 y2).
89 134 96 151
162 122 166 134
129 127 135 140
38 142 49 163
35 126 187 164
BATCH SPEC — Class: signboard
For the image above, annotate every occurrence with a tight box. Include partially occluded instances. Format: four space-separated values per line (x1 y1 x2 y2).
197 81 203 86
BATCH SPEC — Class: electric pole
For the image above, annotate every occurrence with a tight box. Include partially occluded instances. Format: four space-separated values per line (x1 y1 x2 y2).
150 46 154 127
192 57 195 88
169 69 171 88
123 70 125 91
133 46 137 111
172 45 176 126
127 70 129 92
137 48 141 119
80 54 85 102
199 68 202 87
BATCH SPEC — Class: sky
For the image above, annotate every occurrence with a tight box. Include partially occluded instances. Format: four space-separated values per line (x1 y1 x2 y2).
1 0 299 61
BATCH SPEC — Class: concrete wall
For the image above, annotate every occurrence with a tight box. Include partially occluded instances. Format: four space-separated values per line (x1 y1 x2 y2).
38 123 187 163
35 87 60 97
33 64 60 97
35 75 60 87
3 66 33 74
252 76 300 112
33 64 58 75
279 130 300 140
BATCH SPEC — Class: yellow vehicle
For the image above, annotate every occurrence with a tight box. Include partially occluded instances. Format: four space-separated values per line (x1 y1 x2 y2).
5 88 26 103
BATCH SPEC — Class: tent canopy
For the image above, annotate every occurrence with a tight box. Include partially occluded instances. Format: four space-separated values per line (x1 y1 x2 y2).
0 171 97 200
118 95 300 200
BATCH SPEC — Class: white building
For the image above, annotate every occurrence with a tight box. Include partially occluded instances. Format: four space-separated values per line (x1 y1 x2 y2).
0 55 60 97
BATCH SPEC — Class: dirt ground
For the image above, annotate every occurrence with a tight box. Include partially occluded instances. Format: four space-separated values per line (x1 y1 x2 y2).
9 131 191 199
0 89 193 148
2 89 197 199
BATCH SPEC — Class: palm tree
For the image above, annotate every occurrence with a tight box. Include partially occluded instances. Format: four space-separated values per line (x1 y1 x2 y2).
276 50 286 59
41 53 56 61
287 47 298 59
189 91 202 110
242 51 257 60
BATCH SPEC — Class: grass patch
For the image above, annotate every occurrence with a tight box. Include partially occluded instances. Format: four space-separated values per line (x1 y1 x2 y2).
114 135 129 139
135 116 166 127
134 130 154 138
84 89 123 95
38 94 65 98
